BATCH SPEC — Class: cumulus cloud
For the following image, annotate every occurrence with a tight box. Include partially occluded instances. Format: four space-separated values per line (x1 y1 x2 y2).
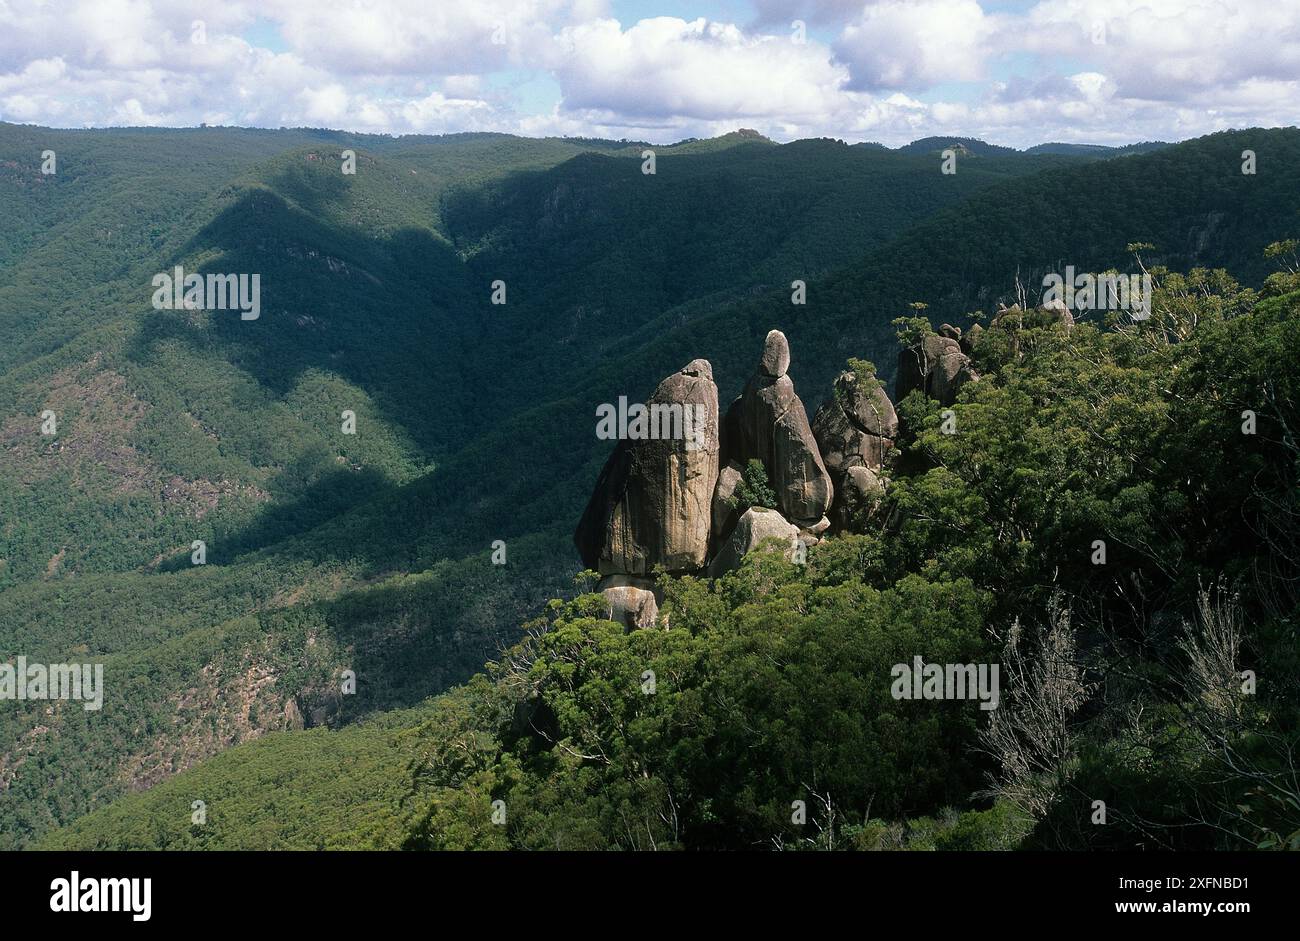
836 0 996 89
550 17 848 122
0 0 1294 146
1023 0 1300 101
265 0 580 76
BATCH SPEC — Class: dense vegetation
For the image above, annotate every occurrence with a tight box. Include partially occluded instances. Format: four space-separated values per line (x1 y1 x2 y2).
43 260 1300 852
4 122 1298 849
388 266 1300 850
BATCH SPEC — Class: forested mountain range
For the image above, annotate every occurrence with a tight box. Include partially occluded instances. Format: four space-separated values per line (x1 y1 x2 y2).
2 122 1297 849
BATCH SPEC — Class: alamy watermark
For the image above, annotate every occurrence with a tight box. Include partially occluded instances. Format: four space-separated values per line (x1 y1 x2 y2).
1042 266 1151 320
151 265 260 320
1 657 104 711
891 656 1000 711
50 871 150 921
596 398 708 451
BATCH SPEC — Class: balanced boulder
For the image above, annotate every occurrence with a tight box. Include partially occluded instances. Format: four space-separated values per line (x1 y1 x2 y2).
759 328 791 378
727 330 832 527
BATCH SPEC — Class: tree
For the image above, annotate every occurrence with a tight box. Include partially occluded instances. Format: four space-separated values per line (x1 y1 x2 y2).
728 458 778 513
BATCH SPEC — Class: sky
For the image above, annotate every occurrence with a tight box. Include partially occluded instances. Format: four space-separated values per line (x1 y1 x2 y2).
0 0 1295 148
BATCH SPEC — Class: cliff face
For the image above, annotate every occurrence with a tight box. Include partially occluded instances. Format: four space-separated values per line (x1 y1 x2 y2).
575 358 720 577
577 329 914 628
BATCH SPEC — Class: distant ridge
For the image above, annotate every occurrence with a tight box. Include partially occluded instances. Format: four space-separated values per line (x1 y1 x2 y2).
667 128 777 154
1025 140 1172 157
893 135 1172 158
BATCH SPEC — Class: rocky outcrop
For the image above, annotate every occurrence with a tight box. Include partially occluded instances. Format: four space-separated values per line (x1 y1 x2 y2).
840 465 886 528
813 366 897 531
993 301 1074 329
895 333 979 406
597 574 661 630
574 358 720 576
575 329 894 627
728 330 833 526
1037 298 1076 327
708 506 802 576
813 368 896 475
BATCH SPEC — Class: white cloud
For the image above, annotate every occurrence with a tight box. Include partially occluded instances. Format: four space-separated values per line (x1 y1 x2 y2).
836 0 995 90
1023 0 1300 99
550 17 848 122
0 0 1293 147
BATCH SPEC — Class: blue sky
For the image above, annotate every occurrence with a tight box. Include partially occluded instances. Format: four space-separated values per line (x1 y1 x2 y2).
1 1 1295 148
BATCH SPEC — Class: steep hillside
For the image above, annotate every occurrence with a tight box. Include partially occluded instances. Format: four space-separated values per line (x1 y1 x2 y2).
5 124 1299 848
43 281 1300 851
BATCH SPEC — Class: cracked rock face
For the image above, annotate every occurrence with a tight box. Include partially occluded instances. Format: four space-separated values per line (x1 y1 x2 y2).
574 359 720 576
838 465 886 529
711 460 745 549
813 369 897 478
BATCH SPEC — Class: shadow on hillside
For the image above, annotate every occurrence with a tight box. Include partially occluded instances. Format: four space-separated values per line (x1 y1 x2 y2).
288 530 578 726
154 461 402 573
263 159 353 218
123 187 484 460
140 390 599 581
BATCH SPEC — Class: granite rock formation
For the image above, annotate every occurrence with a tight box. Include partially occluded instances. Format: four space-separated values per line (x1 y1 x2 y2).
726 330 833 526
576 329 930 626
895 333 979 406
708 506 802 577
574 358 720 577
813 365 897 530
597 574 661 630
